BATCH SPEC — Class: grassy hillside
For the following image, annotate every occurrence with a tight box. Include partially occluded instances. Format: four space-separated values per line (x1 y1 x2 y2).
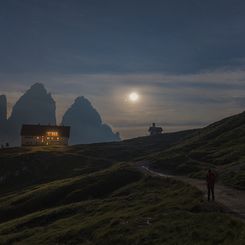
0 129 195 194
150 111 245 189
0 112 245 244
0 164 245 244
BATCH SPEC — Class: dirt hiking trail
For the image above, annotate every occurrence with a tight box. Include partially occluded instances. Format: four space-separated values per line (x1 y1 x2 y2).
141 165 245 221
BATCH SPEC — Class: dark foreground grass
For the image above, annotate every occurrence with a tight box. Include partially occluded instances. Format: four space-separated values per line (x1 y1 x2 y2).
0 165 244 245
0 164 142 223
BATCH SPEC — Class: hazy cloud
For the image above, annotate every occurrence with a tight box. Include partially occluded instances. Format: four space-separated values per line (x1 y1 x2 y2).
1 68 244 138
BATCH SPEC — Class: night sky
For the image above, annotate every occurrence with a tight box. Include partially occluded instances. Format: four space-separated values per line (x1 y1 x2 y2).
1 0 245 138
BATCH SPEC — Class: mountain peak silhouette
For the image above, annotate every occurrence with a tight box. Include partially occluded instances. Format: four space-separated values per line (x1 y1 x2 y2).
9 82 56 126
0 84 120 146
62 96 120 144
0 83 56 145
30 82 46 90
0 95 7 123
63 96 102 126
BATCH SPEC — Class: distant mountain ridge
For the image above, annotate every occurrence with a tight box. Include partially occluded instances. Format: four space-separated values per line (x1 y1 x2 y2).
0 83 120 146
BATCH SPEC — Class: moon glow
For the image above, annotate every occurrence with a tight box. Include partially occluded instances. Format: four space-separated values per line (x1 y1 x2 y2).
128 92 139 102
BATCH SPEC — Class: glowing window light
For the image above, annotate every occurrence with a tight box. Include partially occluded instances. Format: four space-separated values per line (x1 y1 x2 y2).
47 131 59 137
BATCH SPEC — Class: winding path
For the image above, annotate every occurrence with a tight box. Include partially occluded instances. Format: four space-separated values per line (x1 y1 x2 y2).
141 165 245 221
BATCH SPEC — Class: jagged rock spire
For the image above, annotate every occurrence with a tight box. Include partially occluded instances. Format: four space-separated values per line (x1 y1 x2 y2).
9 82 56 125
0 95 7 123
62 96 120 144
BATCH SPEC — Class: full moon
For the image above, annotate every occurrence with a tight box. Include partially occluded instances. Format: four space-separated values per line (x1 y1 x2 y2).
128 92 139 102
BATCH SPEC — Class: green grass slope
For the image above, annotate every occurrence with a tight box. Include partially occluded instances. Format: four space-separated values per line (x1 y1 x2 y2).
0 164 244 245
0 164 141 223
150 111 245 189
0 129 195 194
0 112 245 244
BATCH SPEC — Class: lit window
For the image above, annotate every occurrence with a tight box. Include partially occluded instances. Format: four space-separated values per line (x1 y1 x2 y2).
47 137 50 140
47 132 59 137
37 137 40 139
57 137 60 140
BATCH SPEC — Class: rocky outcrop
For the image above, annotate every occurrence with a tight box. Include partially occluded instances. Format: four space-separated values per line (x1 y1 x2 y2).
0 95 8 145
0 85 120 146
0 95 7 123
62 96 120 144
9 83 56 126
5 83 56 145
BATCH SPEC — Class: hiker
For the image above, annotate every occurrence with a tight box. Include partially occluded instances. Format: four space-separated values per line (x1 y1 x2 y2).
206 169 215 201
5 142 9 148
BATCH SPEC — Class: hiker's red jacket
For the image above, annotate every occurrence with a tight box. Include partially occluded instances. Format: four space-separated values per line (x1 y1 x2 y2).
207 172 215 187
